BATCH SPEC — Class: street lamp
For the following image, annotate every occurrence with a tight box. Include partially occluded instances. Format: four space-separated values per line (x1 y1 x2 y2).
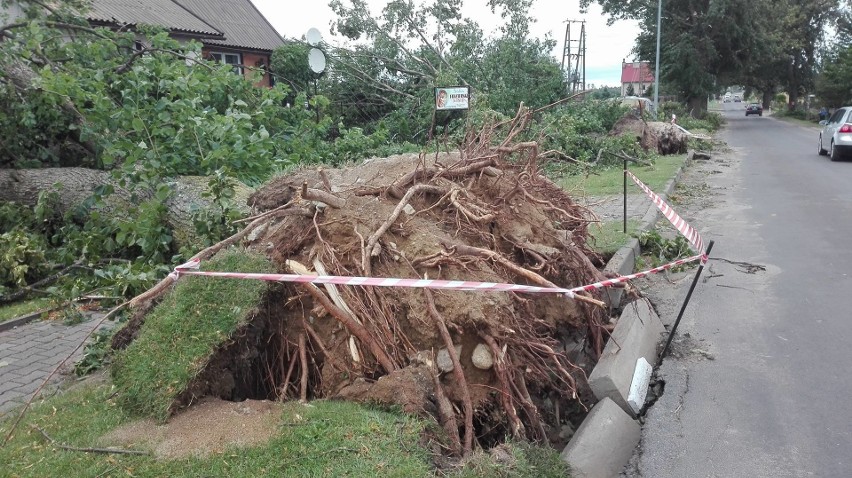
653 0 661 119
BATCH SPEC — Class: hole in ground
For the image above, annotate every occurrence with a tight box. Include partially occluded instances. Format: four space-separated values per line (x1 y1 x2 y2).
174 297 327 410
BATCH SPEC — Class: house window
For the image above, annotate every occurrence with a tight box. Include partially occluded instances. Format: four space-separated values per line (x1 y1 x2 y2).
209 52 243 75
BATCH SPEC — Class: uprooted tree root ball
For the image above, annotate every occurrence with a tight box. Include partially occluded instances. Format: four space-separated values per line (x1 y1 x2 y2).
115 105 615 457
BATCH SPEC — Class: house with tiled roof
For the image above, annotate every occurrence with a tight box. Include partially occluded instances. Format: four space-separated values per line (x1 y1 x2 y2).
86 0 284 87
620 60 655 97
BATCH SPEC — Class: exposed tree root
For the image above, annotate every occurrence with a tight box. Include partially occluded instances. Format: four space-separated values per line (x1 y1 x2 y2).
425 289 474 456
117 102 619 460
432 363 463 456
298 334 308 402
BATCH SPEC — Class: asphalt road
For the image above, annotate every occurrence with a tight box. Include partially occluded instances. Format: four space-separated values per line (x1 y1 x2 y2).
627 102 852 477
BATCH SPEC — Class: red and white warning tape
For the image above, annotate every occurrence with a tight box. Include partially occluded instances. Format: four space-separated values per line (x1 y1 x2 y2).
627 170 707 261
170 253 703 298
172 258 580 297
569 254 703 292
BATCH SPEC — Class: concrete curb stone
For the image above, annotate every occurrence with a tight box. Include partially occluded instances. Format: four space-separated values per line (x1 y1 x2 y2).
0 310 46 333
560 397 641 478
563 152 692 475
587 297 665 416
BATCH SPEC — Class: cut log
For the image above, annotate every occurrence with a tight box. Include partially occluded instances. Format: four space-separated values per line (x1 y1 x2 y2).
609 117 688 155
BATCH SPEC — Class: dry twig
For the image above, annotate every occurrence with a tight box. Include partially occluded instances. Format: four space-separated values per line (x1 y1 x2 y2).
33 426 148 455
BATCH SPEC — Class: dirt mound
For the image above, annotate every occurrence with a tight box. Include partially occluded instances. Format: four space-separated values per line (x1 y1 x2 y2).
101 398 281 460
125 107 613 457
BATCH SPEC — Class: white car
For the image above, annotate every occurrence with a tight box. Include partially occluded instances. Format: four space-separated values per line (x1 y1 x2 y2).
818 107 852 161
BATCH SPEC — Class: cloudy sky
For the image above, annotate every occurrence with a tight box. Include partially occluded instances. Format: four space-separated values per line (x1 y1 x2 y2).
251 0 642 87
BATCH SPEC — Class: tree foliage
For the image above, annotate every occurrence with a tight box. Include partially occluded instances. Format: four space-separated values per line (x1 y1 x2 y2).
816 46 852 107
581 0 841 113
323 0 567 137
0 1 415 301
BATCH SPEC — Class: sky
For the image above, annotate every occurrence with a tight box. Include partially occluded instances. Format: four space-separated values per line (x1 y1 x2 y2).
250 0 642 87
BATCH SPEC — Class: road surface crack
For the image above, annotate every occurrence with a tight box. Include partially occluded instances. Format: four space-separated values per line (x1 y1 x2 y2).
674 371 690 421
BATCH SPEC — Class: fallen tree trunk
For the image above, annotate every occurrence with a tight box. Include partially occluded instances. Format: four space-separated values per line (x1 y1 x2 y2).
0 167 252 247
610 116 689 155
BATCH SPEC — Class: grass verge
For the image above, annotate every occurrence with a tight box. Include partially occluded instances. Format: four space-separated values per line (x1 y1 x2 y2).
0 298 52 324
587 219 640 256
770 113 822 129
110 249 273 420
0 380 434 477
449 442 572 477
1 377 570 477
558 154 683 196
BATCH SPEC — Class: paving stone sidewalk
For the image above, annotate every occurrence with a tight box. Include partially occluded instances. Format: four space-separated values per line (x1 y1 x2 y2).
582 194 651 223
0 312 111 417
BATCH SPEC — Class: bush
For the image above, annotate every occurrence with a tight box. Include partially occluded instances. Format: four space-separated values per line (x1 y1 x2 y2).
658 101 723 132
537 100 630 163
773 108 807 120
0 229 48 291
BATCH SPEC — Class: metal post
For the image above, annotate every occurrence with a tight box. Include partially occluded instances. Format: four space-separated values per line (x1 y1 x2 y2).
314 77 320 123
660 240 715 360
623 158 628 234
653 0 662 120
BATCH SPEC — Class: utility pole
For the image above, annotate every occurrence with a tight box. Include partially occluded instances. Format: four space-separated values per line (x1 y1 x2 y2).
561 20 586 94
653 0 662 119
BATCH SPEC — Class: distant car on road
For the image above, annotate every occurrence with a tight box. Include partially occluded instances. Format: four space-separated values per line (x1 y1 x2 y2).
733 94 742 102
745 103 763 117
819 106 852 161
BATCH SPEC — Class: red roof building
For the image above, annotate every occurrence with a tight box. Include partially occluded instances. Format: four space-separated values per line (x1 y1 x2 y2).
621 61 655 97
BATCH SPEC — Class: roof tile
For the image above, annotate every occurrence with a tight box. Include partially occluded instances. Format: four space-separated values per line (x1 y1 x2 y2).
174 0 284 52
621 62 655 84
86 0 222 37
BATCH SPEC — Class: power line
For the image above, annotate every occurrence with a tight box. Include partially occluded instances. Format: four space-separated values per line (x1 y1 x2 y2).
561 20 586 94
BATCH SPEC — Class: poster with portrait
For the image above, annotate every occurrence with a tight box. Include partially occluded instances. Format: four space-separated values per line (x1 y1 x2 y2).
435 86 470 111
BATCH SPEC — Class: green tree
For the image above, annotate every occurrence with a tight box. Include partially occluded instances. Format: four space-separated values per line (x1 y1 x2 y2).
816 46 852 107
270 41 313 104
582 0 777 116
327 0 567 135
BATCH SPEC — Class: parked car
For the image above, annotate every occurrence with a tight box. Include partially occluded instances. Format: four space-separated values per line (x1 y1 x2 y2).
745 103 763 116
819 107 852 161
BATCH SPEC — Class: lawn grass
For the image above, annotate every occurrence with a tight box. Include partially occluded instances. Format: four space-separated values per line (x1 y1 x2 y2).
110 249 274 420
1 378 570 477
558 154 684 196
770 113 822 129
0 298 53 324
0 380 433 477
587 220 640 256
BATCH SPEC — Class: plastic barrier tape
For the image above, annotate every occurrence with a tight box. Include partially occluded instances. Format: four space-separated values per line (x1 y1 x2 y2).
569 254 704 292
627 170 707 259
170 253 704 297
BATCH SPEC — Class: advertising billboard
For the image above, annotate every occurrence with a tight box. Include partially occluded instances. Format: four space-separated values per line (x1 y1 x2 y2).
435 86 470 111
